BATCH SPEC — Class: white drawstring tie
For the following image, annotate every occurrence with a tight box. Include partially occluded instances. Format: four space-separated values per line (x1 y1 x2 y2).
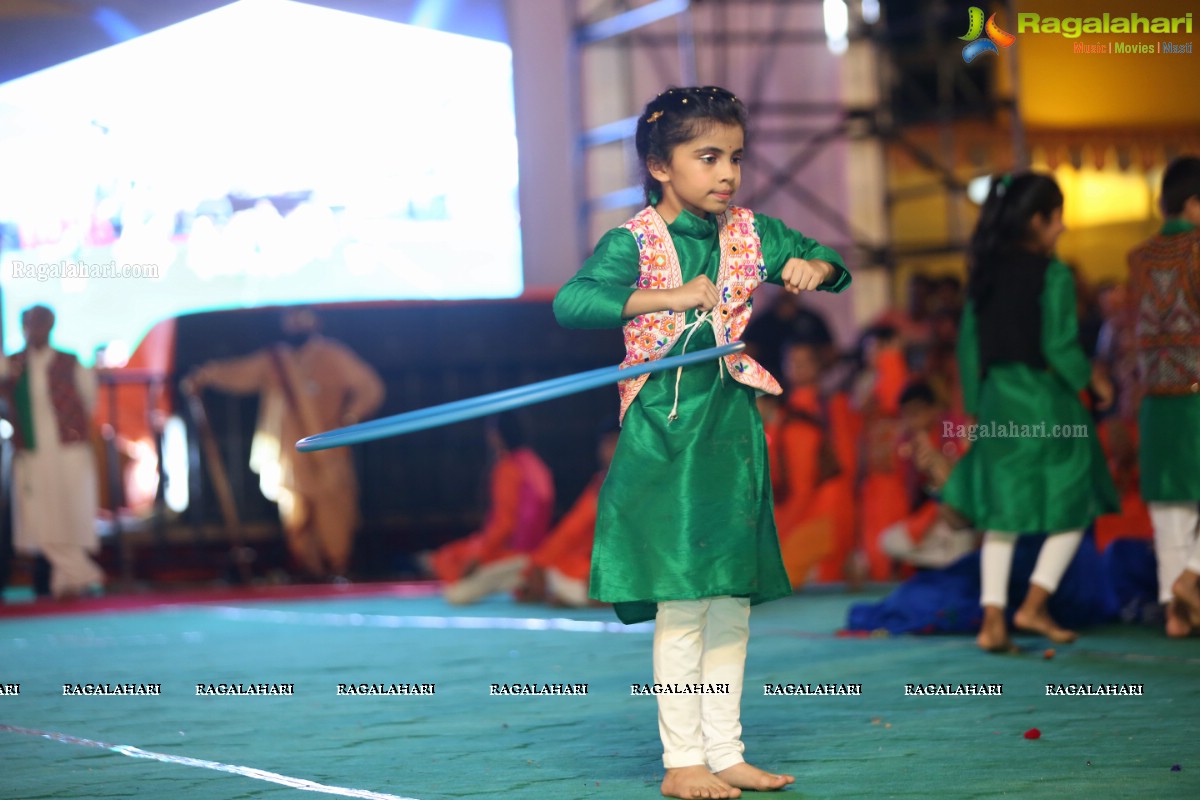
667 309 725 423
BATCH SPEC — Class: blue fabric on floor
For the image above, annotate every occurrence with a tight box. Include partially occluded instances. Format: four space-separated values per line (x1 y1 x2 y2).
846 531 1123 634
1102 538 1161 624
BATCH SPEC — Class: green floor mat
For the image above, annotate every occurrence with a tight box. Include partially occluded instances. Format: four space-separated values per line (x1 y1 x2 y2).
2 592 1198 799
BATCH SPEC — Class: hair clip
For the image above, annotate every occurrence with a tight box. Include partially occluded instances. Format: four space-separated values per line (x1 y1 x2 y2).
995 173 1013 198
647 110 663 123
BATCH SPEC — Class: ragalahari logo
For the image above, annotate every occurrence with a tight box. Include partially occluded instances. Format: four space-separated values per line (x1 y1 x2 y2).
960 6 1016 62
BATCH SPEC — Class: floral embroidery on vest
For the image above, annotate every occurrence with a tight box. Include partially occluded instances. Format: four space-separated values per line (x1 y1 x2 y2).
1130 229 1200 394
5 350 90 450
617 206 782 422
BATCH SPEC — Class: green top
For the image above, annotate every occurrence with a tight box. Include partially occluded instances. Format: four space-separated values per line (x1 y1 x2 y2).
943 259 1118 533
957 259 1093 416
1160 218 1196 236
555 208 848 623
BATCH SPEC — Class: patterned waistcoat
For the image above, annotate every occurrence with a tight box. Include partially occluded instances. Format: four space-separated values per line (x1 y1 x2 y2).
617 205 782 421
4 349 91 450
1129 228 1200 395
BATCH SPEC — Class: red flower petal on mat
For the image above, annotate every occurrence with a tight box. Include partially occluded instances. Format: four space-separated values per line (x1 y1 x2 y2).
1024 728 1041 740
1043 648 1056 660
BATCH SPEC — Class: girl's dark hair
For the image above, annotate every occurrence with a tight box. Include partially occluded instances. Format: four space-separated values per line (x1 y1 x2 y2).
898 380 937 408
967 171 1063 301
1161 155 1200 216
487 412 527 450
634 86 748 205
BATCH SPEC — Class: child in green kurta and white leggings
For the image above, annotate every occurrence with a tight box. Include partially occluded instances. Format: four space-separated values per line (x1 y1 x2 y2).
941 172 1119 654
554 86 849 800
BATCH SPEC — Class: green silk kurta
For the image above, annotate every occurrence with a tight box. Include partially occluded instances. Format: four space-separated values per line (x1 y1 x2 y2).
942 258 1119 534
554 208 848 624
1137 219 1200 501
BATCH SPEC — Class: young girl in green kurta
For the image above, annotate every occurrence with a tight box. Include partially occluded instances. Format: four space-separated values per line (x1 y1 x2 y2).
554 86 849 799
941 172 1119 653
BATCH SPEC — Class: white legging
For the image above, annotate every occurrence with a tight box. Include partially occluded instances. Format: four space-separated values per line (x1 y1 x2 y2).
1149 503 1200 604
980 530 1082 608
653 596 749 772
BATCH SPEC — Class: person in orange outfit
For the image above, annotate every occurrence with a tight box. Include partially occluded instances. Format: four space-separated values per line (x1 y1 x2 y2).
852 326 912 581
764 340 858 586
425 413 555 604
878 382 976 571
517 420 621 607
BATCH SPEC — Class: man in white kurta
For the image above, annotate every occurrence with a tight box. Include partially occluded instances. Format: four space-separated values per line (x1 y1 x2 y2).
0 305 103 597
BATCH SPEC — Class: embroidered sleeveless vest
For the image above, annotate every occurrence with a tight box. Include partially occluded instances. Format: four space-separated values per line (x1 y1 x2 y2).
617 205 782 421
1129 228 1200 395
5 350 91 450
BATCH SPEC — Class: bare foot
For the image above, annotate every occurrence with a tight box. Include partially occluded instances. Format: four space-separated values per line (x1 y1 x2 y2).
977 607 1015 653
715 762 794 792
1165 600 1194 638
661 766 741 799
1013 606 1077 643
1172 572 1200 626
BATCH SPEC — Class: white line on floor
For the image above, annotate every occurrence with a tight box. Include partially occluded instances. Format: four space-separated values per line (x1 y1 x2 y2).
0 724 420 800
206 605 655 633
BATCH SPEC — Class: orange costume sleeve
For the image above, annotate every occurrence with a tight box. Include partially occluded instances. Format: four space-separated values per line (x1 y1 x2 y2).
873 347 909 417
828 393 861 480
472 455 523 564
904 501 941 543
430 454 526 582
772 419 822 536
532 474 602 577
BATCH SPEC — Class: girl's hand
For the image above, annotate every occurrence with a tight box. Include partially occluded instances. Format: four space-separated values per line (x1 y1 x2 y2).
1090 366 1114 412
669 275 719 312
781 258 834 293
912 435 953 487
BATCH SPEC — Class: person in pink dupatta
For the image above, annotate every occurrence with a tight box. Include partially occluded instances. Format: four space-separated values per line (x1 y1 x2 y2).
425 413 554 603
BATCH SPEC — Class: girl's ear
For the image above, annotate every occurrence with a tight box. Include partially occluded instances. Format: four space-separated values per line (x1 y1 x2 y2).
1184 194 1200 224
647 156 670 183
1027 210 1048 235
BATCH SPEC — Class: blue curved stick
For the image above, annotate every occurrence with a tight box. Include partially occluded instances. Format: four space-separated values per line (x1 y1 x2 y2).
297 341 746 451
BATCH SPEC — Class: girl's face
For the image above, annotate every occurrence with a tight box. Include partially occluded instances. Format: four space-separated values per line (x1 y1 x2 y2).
648 122 743 222
1028 206 1065 254
783 344 820 388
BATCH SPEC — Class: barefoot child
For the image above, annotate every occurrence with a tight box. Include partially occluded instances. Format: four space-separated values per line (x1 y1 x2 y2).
554 86 849 799
1126 155 1200 637
940 172 1118 653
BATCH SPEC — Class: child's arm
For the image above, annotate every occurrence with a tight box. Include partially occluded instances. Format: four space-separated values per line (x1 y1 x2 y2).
553 229 641 329
622 276 718 316
554 229 718 327
781 259 836 293
1041 260 1094 394
755 214 851 294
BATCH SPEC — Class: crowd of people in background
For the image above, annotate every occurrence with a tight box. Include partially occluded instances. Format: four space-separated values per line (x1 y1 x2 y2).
5 159 1198 659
